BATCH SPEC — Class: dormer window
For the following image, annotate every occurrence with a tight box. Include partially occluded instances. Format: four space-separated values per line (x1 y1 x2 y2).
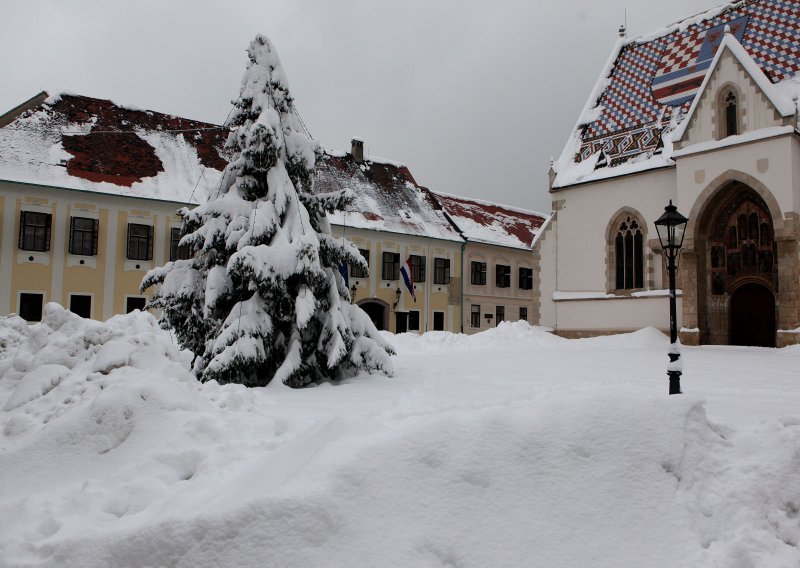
725 91 738 137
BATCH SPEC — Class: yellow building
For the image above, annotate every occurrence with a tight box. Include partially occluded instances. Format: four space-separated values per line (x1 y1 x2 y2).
316 141 465 333
427 192 549 334
0 92 227 321
1 93 547 335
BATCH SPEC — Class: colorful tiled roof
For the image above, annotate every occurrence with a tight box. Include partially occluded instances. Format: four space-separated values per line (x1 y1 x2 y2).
0 92 228 203
314 152 463 242
427 191 546 250
555 0 800 186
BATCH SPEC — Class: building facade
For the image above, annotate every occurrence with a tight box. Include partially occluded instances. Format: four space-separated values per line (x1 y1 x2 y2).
539 0 800 347
0 92 226 321
2 96 546 335
428 192 547 334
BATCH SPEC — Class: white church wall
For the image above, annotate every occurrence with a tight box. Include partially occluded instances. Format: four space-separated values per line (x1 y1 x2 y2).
539 167 677 333
537 214 558 328
675 133 797 223
553 295 678 334
680 49 786 148
550 167 676 293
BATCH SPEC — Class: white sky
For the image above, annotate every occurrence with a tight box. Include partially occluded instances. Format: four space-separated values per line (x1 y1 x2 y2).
1 0 724 213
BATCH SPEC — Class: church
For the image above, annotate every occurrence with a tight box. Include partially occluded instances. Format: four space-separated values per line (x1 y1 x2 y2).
538 0 800 347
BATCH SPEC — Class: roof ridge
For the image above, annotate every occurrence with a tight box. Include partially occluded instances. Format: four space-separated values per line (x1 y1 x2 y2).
433 190 546 219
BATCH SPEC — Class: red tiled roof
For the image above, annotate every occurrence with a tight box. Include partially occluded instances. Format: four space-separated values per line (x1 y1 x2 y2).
314 152 463 242
558 0 800 183
0 92 228 202
428 191 546 250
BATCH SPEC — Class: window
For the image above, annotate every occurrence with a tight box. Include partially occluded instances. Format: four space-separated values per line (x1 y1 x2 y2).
19 211 51 252
470 304 481 328
169 227 190 261
19 293 44 322
434 258 450 285
471 261 486 285
408 310 420 331
126 297 147 313
496 305 505 325
519 267 533 290
409 255 426 283
725 91 738 137
68 217 99 256
69 294 92 319
496 264 511 288
614 215 644 290
350 248 369 278
519 307 528 322
127 223 153 261
382 252 400 280
433 311 445 331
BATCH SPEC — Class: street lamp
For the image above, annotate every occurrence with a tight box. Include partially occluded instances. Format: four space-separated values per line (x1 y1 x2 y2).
654 200 689 395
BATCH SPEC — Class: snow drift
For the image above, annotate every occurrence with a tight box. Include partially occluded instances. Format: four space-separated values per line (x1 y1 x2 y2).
1 311 799 567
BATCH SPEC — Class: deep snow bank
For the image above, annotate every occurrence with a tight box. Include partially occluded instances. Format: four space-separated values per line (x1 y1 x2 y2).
1 312 799 567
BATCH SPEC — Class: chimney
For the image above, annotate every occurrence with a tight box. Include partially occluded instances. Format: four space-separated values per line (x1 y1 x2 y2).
351 137 364 163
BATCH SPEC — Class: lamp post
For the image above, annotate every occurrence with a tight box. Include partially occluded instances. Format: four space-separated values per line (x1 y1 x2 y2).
654 200 689 395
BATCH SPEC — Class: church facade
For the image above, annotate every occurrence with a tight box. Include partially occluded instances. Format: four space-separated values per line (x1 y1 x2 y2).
539 0 800 347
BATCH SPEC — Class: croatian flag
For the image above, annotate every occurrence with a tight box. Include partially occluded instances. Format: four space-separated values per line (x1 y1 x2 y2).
400 258 416 302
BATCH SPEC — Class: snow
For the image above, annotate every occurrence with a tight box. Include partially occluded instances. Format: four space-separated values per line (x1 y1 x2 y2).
553 289 681 301
552 4 800 190
432 191 547 250
2 308 800 566
316 153 461 242
0 92 225 205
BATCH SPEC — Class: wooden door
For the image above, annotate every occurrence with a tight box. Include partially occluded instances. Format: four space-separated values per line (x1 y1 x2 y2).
730 283 775 347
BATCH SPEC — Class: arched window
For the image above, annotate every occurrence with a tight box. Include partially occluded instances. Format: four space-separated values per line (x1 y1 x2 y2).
725 91 738 137
613 215 644 290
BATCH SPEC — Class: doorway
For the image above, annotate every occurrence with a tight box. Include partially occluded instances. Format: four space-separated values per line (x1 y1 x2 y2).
358 300 387 331
730 283 775 347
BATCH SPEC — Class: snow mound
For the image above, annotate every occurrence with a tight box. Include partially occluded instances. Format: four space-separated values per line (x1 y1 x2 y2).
389 320 565 354
0 304 196 432
1 310 799 566
567 326 669 349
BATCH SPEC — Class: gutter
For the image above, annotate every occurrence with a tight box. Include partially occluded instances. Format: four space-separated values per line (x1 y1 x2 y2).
0 177 197 207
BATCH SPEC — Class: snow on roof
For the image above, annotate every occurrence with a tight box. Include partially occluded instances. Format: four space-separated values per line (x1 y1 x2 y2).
554 0 800 189
314 152 463 242
0 92 228 204
428 191 546 250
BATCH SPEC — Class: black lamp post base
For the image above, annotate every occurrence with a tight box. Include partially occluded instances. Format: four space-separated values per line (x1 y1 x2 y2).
668 371 682 395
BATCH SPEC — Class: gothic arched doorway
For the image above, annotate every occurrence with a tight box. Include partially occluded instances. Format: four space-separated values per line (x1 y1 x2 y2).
730 283 776 347
358 300 388 331
698 182 778 345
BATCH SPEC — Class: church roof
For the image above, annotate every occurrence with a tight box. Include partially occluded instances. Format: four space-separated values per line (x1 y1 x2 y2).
0 91 228 204
426 191 546 250
553 0 800 189
314 151 463 242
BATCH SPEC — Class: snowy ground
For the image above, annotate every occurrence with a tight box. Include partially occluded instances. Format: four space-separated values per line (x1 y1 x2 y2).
1 305 799 567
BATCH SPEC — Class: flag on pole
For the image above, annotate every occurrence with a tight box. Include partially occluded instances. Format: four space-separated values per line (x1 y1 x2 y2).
400 258 416 302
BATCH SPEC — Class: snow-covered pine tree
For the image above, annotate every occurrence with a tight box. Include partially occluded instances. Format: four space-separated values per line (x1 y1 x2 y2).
142 34 393 388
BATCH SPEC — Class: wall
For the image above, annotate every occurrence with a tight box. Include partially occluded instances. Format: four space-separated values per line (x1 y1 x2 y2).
677 49 790 148
461 241 535 334
0 180 183 320
330 225 463 333
539 167 677 335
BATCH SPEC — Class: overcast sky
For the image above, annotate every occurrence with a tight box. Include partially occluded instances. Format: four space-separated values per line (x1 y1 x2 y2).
1 0 722 213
